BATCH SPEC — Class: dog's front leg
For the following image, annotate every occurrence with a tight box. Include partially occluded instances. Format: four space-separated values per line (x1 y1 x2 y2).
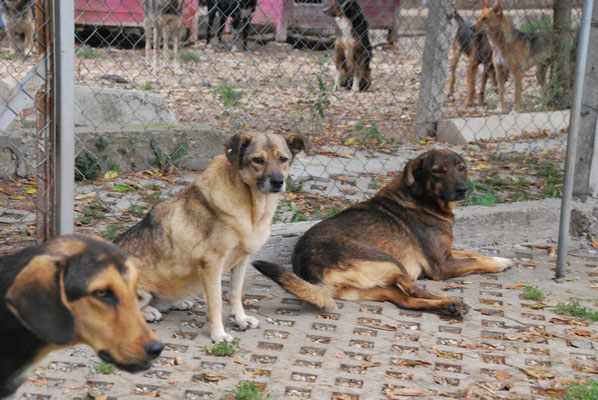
230 261 259 330
201 260 233 342
351 73 361 92
430 250 513 280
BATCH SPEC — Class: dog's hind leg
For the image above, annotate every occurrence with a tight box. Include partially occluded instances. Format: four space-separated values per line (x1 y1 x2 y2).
513 67 524 112
465 53 480 107
173 24 180 70
479 62 490 106
230 260 259 330
447 40 461 99
336 286 468 318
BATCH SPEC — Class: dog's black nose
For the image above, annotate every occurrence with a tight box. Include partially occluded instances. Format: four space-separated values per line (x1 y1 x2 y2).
144 341 164 359
270 178 284 190
456 185 468 196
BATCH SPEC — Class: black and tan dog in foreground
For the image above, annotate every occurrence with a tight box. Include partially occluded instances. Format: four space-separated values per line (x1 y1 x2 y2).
116 132 306 343
0 235 163 399
254 149 513 317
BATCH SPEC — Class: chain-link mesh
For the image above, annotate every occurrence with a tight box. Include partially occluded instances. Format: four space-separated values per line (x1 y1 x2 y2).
0 1 584 244
0 0 52 252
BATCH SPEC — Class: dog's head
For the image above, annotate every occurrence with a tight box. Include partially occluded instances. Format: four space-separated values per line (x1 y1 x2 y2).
477 0 504 31
5 235 163 373
323 0 362 20
401 149 468 206
225 132 307 194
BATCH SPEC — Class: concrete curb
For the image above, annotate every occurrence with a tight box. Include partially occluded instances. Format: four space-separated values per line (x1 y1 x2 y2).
256 198 566 264
437 110 570 145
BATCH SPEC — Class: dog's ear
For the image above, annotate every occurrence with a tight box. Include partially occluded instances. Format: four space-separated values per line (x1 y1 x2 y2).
225 133 252 168
493 0 503 13
403 155 424 187
285 133 308 157
5 255 75 344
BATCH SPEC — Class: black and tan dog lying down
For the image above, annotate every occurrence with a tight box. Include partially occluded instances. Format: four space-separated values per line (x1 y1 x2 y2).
253 149 513 318
0 235 164 399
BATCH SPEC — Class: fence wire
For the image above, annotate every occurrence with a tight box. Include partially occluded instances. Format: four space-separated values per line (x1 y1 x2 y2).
0 0 52 252
0 0 584 247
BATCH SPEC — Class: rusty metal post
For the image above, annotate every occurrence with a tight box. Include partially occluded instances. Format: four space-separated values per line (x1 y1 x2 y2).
34 0 55 242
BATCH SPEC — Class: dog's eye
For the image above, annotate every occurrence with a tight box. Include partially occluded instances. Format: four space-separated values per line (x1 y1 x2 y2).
457 164 466 172
431 168 445 175
92 289 118 305
252 157 265 165
279 156 289 163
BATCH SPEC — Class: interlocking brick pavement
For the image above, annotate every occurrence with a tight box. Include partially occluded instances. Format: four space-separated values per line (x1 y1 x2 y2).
14 245 598 400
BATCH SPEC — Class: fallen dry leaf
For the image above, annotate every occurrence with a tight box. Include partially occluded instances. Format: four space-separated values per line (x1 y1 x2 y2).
495 370 512 381
396 359 432 368
505 282 527 289
520 367 555 380
386 387 426 398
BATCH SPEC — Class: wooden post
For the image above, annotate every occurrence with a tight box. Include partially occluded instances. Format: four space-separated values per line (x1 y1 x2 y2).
573 0 598 198
414 0 456 138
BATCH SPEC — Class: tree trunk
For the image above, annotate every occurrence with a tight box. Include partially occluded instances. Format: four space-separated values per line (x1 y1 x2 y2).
549 0 574 109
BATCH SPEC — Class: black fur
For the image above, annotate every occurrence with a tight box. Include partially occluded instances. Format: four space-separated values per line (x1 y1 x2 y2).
0 236 129 398
453 10 493 67
205 0 257 50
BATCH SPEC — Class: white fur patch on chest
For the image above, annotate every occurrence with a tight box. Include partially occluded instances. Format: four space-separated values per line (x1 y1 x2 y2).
488 36 507 66
335 16 353 39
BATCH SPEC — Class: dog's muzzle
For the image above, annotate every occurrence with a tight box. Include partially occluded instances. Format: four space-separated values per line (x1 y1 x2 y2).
98 340 163 373
453 184 469 201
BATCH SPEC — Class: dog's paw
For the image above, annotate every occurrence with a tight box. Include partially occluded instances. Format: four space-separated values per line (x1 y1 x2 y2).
235 314 260 331
444 300 470 319
171 299 195 311
492 257 514 272
144 306 163 323
211 330 235 343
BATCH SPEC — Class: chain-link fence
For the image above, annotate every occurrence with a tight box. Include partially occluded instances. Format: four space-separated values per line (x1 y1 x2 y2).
0 0 54 253
0 0 585 246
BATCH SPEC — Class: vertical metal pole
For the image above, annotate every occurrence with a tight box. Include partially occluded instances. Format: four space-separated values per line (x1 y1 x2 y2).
556 0 594 279
53 0 75 235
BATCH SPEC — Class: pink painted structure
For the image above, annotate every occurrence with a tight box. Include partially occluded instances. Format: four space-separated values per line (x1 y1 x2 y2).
253 0 400 42
74 0 399 43
74 0 198 30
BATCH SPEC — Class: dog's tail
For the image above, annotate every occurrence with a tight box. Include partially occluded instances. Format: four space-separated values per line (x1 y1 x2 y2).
252 261 337 311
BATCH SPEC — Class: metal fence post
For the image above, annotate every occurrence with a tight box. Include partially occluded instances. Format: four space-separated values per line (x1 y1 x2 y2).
415 0 456 138
556 0 595 279
53 0 76 235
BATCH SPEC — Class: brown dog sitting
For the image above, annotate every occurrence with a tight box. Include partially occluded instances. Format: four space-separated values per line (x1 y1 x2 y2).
254 149 513 317
0 235 163 398
0 0 34 59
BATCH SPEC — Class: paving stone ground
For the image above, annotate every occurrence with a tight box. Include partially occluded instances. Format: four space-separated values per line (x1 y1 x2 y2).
14 244 598 400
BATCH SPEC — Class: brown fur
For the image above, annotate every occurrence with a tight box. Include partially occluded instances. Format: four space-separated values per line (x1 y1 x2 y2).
1 0 33 59
0 235 162 398
253 149 513 317
116 132 306 342
477 0 553 112
144 0 184 70
447 11 499 108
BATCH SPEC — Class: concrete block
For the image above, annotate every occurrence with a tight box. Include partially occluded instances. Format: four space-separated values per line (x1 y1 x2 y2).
437 110 570 145
74 86 176 129
4 123 228 176
1 82 176 131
